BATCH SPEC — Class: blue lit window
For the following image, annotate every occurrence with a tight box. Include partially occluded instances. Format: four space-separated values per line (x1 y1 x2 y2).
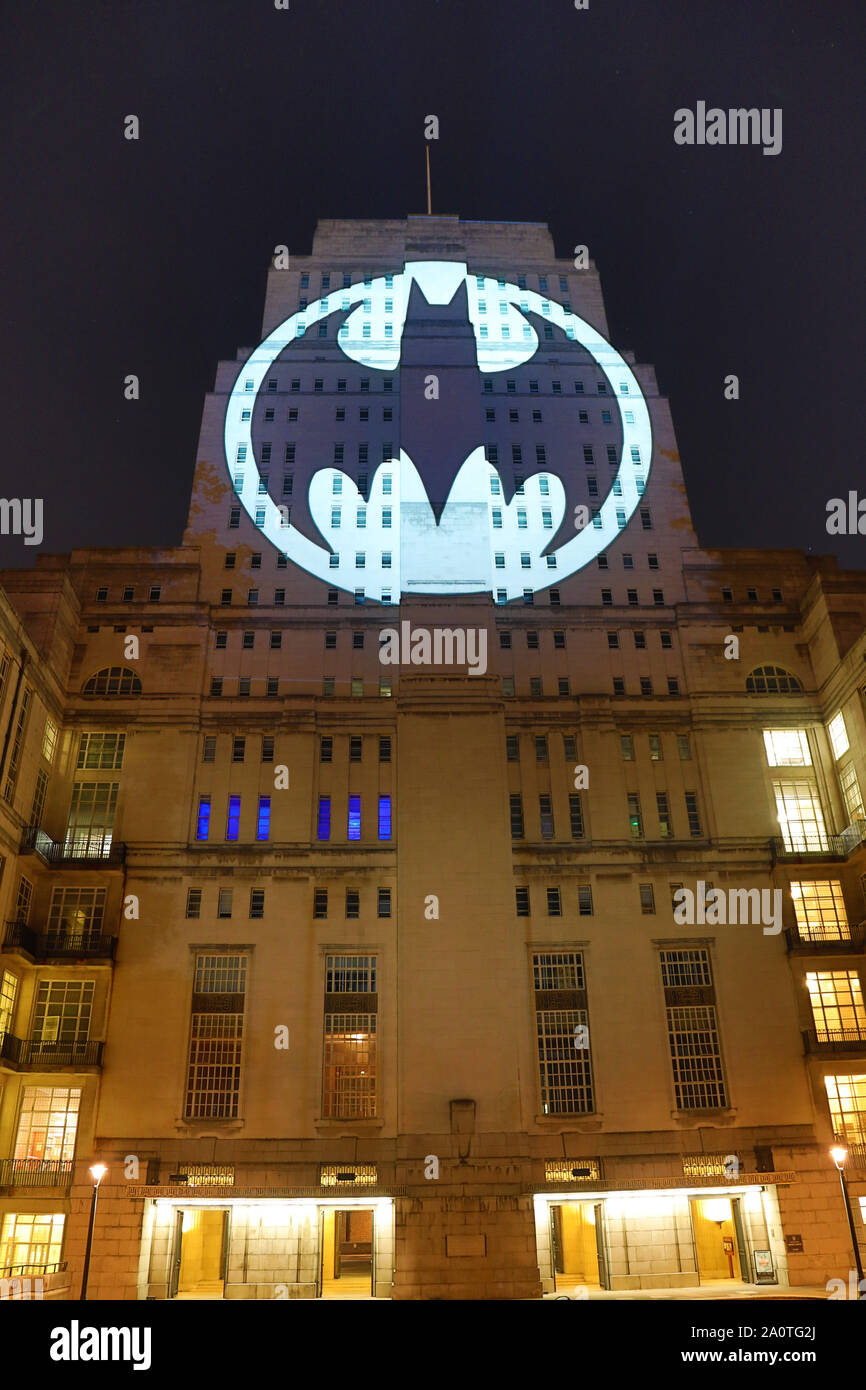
616 510 627 529
479 325 488 339
382 551 391 568
490 477 500 495
356 508 366 528
382 508 392 528
241 409 251 421
362 325 371 339
546 555 557 568
331 508 341 528
255 508 265 526
257 796 271 841
517 510 527 529
492 509 502 529
333 475 342 494
226 795 240 841
196 796 211 841
495 553 505 569
385 324 393 339
317 797 331 841
521 553 531 569
236 445 247 463
329 553 340 568
382 474 392 495
542 510 552 528
539 477 549 495
348 795 361 841
631 448 641 464
378 795 392 841
625 410 635 424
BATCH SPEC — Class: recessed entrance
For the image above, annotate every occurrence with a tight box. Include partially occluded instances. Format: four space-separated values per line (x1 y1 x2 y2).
319 1208 374 1298
690 1196 743 1282
549 1201 606 1293
170 1209 228 1299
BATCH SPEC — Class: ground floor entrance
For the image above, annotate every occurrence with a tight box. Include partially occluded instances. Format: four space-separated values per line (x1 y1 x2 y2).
141 1196 393 1300
319 1207 375 1299
535 1185 786 1295
170 1208 229 1300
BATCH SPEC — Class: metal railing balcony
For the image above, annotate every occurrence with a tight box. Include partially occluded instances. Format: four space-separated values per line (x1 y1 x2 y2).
20 826 125 866
785 921 866 953
0 1158 73 1190
771 820 866 861
2 920 117 960
802 1026 866 1055
0 1033 103 1068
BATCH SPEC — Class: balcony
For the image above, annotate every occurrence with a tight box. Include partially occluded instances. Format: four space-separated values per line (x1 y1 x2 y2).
785 921 866 954
19 826 125 867
2 921 117 961
0 1158 73 1192
771 820 866 863
802 1026 866 1056
0 1033 103 1070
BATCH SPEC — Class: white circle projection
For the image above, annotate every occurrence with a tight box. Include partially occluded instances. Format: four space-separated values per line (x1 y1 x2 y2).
223 261 653 600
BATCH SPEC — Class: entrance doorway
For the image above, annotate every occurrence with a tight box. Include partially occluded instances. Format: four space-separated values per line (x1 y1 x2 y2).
170 1209 228 1299
319 1208 374 1298
549 1201 607 1292
690 1197 744 1284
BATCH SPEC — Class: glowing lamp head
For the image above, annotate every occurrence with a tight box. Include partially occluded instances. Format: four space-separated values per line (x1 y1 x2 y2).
830 1145 848 1170
89 1163 108 1184
703 1198 732 1225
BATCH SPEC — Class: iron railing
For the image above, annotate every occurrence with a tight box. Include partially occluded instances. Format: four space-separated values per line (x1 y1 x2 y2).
0 1033 103 1067
785 921 866 953
20 826 125 866
0 1159 73 1190
2 920 117 960
802 1026 866 1054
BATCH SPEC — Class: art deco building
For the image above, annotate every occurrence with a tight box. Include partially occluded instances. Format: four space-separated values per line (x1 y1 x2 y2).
0 216 865 1301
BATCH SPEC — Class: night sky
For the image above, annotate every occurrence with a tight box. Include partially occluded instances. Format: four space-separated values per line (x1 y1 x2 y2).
1 0 863 569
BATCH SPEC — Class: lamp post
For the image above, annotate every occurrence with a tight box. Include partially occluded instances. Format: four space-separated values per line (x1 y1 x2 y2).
830 1145 864 1286
80 1163 107 1300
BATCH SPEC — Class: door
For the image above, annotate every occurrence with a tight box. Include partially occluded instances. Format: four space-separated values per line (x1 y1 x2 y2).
173 1209 228 1298
549 1205 563 1291
319 1208 375 1297
168 1212 183 1298
731 1198 751 1284
594 1203 611 1291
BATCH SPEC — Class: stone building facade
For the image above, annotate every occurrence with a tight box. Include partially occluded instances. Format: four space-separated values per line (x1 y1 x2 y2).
0 216 864 1300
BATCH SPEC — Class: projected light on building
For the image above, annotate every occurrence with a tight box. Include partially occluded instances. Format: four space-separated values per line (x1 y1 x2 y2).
223 262 653 601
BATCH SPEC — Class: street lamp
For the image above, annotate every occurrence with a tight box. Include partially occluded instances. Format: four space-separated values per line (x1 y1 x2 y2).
830 1144 864 1285
80 1162 107 1300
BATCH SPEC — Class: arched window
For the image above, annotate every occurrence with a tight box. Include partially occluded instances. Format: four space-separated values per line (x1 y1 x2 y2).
82 667 142 696
745 665 803 694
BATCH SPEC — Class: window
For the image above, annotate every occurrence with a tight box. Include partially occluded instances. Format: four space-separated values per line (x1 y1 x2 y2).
639 884 655 914
659 949 726 1110
516 887 530 917
46 887 105 949
317 797 331 841
607 632 619 649
261 736 274 763
773 781 827 851
0 1212 65 1274
840 762 865 822
569 793 584 840
320 737 333 763
185 954 246 1119
256 797 271 842
763 729 811 767
790 881 850 943
14 1086 81 1165
82 666 142 696
378 795 392 841
322 955 377 1118
186 888 202 920
217 889 233 919
657 792 673 838
379 736 391 762
547 887 562 916
225 795 241 841
377 888 391 918
535 735 548 762
539 795 554 839
65 781 118 856
345 890 360 920
349 735 363 763
41 718 58 764
232 736 246 763
677 734 691 760
806 972 866 1043
313 889 328 919
348 795 361 840
533 952 594 1115
627 793 642 837
746 665 803 694
510 794 524 839
685 791 703 838
824 1074 866 1144
828 712 849 760
649 734 663 761
620 734 634 761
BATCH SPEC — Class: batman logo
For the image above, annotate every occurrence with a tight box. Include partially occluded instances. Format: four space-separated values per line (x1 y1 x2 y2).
225 261 652 601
